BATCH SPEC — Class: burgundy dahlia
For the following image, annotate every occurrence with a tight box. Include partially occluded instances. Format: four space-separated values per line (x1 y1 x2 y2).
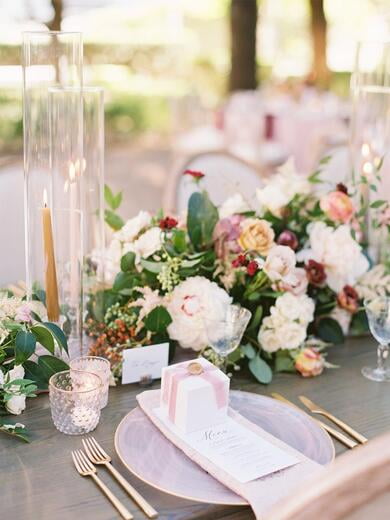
159 216 178 230
276 230 299 251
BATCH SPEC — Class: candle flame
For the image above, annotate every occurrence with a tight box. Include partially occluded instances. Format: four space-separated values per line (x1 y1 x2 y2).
43 188 48 207
69 162 76 182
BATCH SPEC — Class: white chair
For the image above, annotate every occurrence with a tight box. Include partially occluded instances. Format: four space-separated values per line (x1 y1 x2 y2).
163 151 267 214
266 431 390 520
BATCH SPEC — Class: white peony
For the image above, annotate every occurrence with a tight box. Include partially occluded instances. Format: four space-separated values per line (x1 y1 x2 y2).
131 227 162 262
256 157 311 217
257 328 282 353
114 211 152 242
219 194 250 219
167 276 232 350
278 321 307 350
297 222 369 293
263 245 297 284
5 365 26 415
274 292 315 325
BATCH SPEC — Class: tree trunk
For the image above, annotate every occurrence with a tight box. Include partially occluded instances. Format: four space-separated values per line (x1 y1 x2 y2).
229 0 258 92
48 0 63 31
308 0 330 87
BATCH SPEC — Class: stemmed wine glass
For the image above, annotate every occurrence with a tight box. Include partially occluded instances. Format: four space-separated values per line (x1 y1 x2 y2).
363 297 390 382
203 305 252 373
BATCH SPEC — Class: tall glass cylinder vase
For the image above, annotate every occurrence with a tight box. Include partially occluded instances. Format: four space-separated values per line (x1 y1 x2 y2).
82 87 105 324
350 40 390 262
22 31 83 351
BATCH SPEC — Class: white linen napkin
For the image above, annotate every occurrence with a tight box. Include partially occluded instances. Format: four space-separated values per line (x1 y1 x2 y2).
137 389 324 519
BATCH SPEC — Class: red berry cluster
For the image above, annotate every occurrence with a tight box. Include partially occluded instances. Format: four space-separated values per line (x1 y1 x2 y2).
232 254 259 276
159 216 178 230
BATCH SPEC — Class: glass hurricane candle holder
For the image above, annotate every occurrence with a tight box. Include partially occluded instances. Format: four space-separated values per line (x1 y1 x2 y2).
49 369 102 435
23 31 82 302
70 356 110 408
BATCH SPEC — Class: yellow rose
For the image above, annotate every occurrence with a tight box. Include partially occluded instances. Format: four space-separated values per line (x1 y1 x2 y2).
238 218 275 255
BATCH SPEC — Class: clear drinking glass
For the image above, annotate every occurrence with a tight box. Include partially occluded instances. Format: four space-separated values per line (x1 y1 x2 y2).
49 370 102 435
203 305 252 372
70 356 110 408
363 297 390 382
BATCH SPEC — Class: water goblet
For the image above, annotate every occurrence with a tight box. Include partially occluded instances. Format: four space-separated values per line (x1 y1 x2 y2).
363 297 390 382
203 305 252 373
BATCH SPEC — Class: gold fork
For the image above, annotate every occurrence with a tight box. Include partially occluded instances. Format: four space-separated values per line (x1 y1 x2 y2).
71 449 133 520
82 437 158 519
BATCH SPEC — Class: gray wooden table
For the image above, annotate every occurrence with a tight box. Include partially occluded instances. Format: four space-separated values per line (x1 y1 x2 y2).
1 337 389 520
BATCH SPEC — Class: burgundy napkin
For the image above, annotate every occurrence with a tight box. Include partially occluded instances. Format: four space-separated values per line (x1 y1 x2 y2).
137 390 324 519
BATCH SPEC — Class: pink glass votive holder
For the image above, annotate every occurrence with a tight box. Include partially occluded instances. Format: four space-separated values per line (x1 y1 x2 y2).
70 356 111 408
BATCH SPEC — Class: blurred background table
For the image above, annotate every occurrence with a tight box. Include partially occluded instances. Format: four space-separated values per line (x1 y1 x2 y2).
1 336 389 520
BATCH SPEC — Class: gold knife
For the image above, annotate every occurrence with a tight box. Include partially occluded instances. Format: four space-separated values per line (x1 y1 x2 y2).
299 395 368 445
271 392 358 449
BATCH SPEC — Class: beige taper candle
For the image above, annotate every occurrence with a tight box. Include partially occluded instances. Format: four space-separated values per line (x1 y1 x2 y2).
42 190 60 322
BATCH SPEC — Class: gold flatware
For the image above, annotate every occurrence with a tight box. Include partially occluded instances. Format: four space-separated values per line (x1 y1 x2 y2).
271 393 358 449
71 449 133 520
82 437 158 519
299 395 368 445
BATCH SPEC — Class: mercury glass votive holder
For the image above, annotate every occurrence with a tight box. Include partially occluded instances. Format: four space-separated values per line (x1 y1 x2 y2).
70 356 110 408
49 370 102 435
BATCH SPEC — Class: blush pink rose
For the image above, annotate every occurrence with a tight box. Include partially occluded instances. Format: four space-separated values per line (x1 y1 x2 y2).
320 191 354 223
295 347 325 377
279 267 308 295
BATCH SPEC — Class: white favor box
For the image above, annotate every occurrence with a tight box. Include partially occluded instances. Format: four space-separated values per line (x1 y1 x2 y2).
160 357 230 434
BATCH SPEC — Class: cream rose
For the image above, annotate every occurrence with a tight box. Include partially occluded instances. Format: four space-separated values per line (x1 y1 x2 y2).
5 365 26 415
264 245 296 284
274 293 315 325
238 218 275 255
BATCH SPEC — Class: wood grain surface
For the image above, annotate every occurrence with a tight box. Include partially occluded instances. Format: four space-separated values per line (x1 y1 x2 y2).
1 336 389 520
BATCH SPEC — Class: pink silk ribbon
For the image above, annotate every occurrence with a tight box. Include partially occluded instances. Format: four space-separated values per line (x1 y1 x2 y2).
162 361 228 422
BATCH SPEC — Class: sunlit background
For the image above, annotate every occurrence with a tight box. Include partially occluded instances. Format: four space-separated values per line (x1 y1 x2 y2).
0 0 390 285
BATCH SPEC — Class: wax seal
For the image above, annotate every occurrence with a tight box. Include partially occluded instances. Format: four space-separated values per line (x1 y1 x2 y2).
187 362 204 375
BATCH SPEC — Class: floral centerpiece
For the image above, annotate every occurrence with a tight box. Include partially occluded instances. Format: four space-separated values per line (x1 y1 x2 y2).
86 159 390 384
0 293 68 441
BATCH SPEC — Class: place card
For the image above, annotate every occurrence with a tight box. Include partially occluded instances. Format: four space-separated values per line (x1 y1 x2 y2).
122 343 169 384
154 409 299 483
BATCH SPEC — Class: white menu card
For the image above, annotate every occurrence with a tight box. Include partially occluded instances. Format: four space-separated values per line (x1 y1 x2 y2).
155 409 299 483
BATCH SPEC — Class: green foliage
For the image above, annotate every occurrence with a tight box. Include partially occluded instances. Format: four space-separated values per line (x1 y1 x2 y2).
120 251 136 272
275 351 296 373
187 191 219 251
248 355 273 384
144 306 172 334
31 325 55 354
23 356 69 391
105 185 123 210
105 209 124 231
317 317 344 344
42 322 68 354
15 331 36 364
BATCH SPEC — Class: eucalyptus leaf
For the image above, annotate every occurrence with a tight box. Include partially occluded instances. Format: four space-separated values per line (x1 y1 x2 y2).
248 355 273 384
241 343 256 360
15 330 36 364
